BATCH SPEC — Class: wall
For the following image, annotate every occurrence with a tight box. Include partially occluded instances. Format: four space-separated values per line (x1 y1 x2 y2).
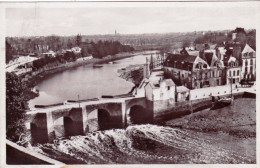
6 140 64 165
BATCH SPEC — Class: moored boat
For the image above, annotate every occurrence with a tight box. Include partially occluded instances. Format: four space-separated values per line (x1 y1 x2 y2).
211 76 233 110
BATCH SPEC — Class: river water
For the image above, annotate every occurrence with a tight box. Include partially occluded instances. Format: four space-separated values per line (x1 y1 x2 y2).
29 53 151 107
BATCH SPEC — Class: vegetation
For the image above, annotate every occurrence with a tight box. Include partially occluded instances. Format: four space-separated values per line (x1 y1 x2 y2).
193 29 256 50
6 72 27 142
85 40 134 58
6 41 14 63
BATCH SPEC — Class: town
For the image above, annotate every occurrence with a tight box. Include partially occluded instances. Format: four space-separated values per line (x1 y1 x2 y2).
6 27 256 164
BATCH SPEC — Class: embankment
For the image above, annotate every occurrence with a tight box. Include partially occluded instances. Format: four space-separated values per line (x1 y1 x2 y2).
153 92 245 123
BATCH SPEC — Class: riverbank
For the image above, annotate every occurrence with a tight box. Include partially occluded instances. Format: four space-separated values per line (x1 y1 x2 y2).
20 50 157 109
164 97 256 163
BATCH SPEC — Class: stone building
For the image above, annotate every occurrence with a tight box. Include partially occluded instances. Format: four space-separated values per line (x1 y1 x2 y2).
199 49 226 86
224 56 241 85
144 71 176 102
163 52 225 90
241 44 256 80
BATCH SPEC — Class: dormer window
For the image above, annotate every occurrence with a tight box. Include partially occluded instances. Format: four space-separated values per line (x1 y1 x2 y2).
230 62 234 67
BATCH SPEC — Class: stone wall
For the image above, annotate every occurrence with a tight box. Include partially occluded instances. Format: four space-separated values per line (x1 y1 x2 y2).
152 92 245 123
152 97 211 123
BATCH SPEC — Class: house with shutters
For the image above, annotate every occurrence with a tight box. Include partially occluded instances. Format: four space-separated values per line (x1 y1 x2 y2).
224 56 242 85
241 44 256 80
163 53 214 89
199 49 226 86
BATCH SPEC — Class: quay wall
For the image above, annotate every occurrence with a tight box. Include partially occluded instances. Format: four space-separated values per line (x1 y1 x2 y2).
152 92 245 123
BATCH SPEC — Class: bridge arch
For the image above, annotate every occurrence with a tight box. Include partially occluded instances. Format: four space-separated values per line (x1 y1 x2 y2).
125 98 153 126
97 108 111 130
86 108 111 131
52 108 83 137
127 105 148 125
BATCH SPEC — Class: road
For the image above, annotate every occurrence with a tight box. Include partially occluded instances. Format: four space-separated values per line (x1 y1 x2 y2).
26 96 135 114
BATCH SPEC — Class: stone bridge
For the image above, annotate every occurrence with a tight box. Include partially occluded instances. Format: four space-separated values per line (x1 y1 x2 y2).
26 97 153 143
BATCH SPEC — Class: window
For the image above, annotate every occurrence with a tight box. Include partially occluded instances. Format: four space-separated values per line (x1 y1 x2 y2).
233 71 235 76
251 59 253 65
237 70 239 76
168 86 170 90
250 66 253 74
249 52 253 57
245 60 248 66
219 70 222 77
213 71 215 77
229 71 231 77
160 92 163 99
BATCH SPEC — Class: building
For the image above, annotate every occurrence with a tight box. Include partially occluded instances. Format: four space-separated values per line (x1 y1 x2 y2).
163 52 227 89
71 47 82 54
41 50 56 57
225 56 241 85
199 49 226 86
176 86 190 102
144 71 176 102
241 44 256 80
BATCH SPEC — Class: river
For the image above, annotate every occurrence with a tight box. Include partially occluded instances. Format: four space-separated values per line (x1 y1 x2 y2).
29 53 151 108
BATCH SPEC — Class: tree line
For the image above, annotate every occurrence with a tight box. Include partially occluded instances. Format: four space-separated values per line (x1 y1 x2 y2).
193 29 256 50
30 40 134 70
81 40 134 58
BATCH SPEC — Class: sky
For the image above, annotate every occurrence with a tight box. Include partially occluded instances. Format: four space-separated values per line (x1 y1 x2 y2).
6 5 257 37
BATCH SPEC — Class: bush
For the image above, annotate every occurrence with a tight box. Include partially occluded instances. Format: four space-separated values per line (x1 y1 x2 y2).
6 72 26 142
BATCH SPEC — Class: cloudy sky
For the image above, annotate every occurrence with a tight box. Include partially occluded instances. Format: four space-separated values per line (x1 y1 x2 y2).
6 4 257 37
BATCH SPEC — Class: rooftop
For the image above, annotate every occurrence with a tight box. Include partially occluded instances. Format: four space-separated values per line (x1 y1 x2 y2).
177 86 189 93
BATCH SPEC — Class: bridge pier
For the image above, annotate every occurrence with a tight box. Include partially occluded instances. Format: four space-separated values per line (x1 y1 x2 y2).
121 102 127 128
82 105 89 134
30 113 54 144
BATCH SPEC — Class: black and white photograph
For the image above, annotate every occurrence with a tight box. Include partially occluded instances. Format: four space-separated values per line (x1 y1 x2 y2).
1 1 259 166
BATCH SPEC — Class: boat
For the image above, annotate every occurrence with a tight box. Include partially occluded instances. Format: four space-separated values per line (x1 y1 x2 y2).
108 61 114 64
93 64 103 68
211 77 233 110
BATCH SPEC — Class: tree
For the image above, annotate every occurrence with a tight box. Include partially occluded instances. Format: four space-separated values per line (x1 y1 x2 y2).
75 34 82 47
182 39 190 48
6 41 13 64
6 72 26 142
